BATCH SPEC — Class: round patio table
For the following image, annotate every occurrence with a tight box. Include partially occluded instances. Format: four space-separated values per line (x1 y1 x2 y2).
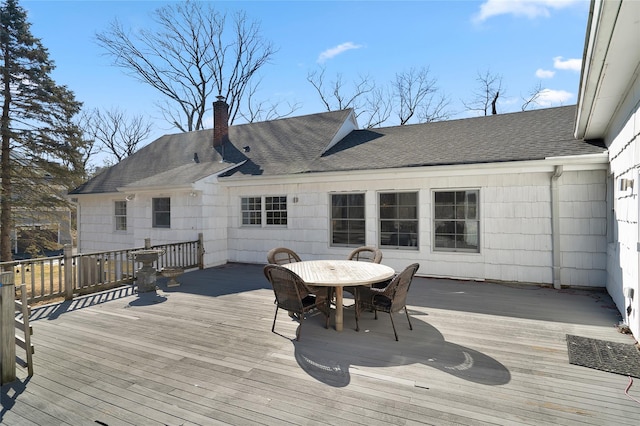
282 260 395 331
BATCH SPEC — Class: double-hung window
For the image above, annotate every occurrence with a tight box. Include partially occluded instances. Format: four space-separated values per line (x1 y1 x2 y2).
379 192 418 248
241 197 262 225
152 197 171 228
241 196 287 226
331 193 365 246
265 196 287 225
114 201 127 231
434 190 479 252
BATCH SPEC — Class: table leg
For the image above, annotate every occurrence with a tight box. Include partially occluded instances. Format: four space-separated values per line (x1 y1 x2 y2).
334 285 344 331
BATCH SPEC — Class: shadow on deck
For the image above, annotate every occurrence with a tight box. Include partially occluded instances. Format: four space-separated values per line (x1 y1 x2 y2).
29 262 622 327
4 262 638 425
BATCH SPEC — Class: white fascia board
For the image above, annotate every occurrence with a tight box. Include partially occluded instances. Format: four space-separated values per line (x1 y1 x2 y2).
68 192 119 200
219 155 609 188
544 152 609 164
215 160 247 176
575 0 632 140
575 0 608 139
116 184 192 194
544 152 609 171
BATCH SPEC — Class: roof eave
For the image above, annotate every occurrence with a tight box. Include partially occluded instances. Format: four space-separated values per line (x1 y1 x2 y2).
219 154 609 186
575 0 639 140
116 160 247 193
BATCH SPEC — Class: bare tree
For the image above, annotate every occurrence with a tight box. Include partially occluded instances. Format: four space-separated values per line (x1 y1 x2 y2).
393 67 445 125
95 0 276 132
83 108 152 164
463 69 504 115
418 93 451 123
74 110 101 177
308 65 450 128
521 81 544 111
362 86 393 128
238 80 302 123
307 66 376 115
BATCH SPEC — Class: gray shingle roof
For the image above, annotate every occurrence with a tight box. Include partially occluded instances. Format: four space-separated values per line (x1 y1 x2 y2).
70 105 605 195
70 128 231 194
309 105 606 173
70 109 353 194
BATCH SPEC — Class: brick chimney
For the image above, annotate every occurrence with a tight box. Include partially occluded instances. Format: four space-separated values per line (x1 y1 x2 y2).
213 95 229 147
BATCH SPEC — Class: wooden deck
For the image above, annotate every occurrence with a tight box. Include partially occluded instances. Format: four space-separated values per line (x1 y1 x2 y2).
2 262 639 425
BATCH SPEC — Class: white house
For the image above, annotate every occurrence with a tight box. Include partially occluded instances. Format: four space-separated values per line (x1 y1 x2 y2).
70 103 608 284
69 0 639 339
574 0 640 338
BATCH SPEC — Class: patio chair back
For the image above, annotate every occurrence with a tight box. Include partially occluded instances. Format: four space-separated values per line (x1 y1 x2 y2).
263 264 329 340
384 263 420 313
355 262 420 340
344 246 384 298
267 247 302 265
263 264 309 313
347 246 383 263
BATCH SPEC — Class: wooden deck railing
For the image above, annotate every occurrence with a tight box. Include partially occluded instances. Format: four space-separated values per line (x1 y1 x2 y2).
0 235 204 384
1 272 17 384
0 234 204 305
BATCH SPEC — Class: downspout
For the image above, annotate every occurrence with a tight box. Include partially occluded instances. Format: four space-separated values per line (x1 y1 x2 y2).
551 165 563 289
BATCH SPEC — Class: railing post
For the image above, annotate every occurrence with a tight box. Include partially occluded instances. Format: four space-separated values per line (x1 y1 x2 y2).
144 238 151 249
1 271 16 384
198 233 204 269
63 245 74 300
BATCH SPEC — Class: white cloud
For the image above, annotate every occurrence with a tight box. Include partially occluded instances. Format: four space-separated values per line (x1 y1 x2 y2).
535 88 573 106
317 42 363 63
553 56 582 71
536 68 555 79
473 0 581 23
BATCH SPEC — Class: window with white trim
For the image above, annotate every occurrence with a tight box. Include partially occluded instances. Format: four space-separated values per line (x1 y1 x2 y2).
115 201 127 231
241 197 262 225
379 192 418 248
331 193 365 247
434 190 479 252
266 196 287 225
241 196 287 226
152 197 171 228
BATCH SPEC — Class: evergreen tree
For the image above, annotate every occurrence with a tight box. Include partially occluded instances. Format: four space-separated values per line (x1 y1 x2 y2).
1 0 85 261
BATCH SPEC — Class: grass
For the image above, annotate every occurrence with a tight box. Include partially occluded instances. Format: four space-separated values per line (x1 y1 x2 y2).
13 261 64 303
13 259 134 306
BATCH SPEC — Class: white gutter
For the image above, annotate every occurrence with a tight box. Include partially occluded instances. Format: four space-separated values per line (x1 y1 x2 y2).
574 0 625 139
218 155 608 187
575 0 604 139
544 152 608 164
116 184 193 194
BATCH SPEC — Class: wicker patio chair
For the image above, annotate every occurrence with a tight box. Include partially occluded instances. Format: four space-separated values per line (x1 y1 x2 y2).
263 264 330 341
267 247 302 265
354 263 420 340
266 247 327 312
347 246 383 263
344 246 384 299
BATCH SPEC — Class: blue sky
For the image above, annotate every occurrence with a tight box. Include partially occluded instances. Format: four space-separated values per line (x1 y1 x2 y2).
23 0 590 143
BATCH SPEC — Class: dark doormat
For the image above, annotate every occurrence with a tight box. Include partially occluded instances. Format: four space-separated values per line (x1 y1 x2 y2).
566 334 640 378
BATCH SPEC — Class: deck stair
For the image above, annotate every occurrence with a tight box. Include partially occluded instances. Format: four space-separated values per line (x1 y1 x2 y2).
14 283 34 376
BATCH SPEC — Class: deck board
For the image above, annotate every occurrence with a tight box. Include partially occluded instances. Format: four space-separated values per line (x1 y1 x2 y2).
2 262 640 425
